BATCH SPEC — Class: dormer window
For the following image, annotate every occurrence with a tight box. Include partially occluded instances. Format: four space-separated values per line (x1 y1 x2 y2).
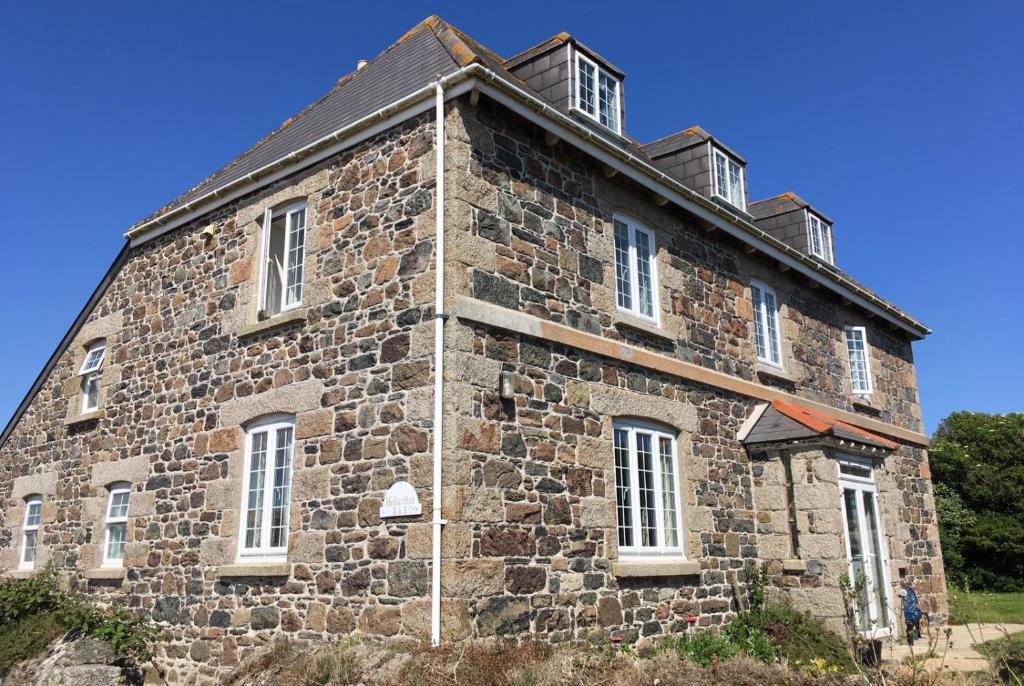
807 212 834 264
575 51 620 134
712 148 745 210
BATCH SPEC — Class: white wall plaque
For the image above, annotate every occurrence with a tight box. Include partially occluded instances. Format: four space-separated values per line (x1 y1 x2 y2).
379 481 422 518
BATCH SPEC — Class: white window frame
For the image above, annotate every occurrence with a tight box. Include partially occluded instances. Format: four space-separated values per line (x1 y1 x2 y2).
612 420 684 558
20 495 42 570
806 211 834 264
102 482 131 566
257 201 307 319
845 326 873 395
612 215 660 324
237 416 295 561
79 340 106 413
751 281 783 367
837 455 894 639
573 50 621 134
711 147 746 211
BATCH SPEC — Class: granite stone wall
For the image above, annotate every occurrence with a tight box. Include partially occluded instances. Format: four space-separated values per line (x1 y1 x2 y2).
0 93 944 683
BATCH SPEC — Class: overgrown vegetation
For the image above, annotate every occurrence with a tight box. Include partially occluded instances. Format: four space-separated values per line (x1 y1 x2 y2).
0 566 160 676
930 412 1024 592
977 633 1024 686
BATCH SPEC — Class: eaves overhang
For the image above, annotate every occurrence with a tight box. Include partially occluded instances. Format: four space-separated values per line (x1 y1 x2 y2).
122 63 930 339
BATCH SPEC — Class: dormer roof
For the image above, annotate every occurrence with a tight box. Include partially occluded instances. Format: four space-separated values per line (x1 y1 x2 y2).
749 192 833 224
642 126 746 164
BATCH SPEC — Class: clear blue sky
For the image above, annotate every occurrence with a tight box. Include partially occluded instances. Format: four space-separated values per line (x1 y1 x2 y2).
1 1 1020 435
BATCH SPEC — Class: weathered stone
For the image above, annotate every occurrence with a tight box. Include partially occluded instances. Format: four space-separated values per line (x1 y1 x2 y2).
476 596 530 636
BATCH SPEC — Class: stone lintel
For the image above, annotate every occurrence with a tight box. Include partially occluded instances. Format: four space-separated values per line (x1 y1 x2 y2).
612 559 701 578
217 562 292 578
236 308 308 340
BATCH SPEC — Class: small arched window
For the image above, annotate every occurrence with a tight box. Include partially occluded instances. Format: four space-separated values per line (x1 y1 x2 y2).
20 495 42 570
612 420 683 557
79 339 107 412
103 482 131 566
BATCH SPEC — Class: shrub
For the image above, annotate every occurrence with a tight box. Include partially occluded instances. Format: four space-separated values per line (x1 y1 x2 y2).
0 612 64 676
0 566 159 672
728 603 855 673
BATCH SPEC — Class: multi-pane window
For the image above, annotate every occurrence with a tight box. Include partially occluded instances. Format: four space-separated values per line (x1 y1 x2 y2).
712 148 745 210
751 282 783 367
21 495 42 569
808 213 834 264
845 326 873 394
260 203 307 318
239 418 294 560
575 52 621 133
612 216 658 322
79 340 106 413
612 422 682 556
103 483 130 565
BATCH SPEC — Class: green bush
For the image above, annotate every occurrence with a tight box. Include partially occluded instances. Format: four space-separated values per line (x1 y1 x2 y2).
0 566 159 674
727 604 855 673
0 612 64 676
662 626 775 667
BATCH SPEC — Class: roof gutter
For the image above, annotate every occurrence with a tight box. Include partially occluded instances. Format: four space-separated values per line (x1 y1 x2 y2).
124 61 928 338
460 63 929 338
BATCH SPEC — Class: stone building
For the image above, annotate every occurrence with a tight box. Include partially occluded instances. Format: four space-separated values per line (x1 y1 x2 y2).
0 16 945 682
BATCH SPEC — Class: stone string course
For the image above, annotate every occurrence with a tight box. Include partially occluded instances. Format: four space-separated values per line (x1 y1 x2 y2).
0 97 945 683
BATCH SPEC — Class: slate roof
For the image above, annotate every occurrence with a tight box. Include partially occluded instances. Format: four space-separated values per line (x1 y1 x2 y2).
641 125 746 163
749 192 833 224
131 18 463 230
743 400 899 451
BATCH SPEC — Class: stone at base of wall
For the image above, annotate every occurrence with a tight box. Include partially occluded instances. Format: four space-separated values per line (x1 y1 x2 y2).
84 567 127 580
612 559 701 578
217 562 292 578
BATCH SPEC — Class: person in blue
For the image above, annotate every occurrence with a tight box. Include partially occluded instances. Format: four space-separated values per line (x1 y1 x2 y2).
898 586 930 645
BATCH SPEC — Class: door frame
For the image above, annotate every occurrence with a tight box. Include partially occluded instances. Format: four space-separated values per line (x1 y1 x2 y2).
836 453 895 639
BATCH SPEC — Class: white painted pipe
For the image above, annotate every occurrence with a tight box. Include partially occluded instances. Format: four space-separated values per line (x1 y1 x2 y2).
430 79 446 648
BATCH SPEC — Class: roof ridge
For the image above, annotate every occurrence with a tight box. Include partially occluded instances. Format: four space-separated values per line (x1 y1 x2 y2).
641 125 706 149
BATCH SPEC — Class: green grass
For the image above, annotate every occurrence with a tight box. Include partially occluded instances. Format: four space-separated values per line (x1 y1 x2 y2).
948 590 1024 625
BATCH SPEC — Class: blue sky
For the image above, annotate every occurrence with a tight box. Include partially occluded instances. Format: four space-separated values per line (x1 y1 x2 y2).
0 1 1020 434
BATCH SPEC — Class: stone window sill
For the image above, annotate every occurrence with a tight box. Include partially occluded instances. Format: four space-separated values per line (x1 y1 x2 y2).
755 363 797 384
64 410 104 426
237 308 308 340
613 313 675 342
851 395 880 413
6 569 36 579
84 567 126 580
217 562 292 578
613 559 701 578
781 559 806 573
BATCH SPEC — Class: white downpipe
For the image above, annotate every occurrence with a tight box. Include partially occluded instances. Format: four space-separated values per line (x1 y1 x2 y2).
430 80 446 648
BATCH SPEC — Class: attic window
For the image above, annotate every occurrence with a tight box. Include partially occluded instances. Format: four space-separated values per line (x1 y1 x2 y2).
712 148 745 210
79 340 106 413
807 212 834 264
575 51 620 134
259 202 307 318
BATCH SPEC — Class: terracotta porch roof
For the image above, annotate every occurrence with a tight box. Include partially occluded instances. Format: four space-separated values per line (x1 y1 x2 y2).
743 400 900 451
